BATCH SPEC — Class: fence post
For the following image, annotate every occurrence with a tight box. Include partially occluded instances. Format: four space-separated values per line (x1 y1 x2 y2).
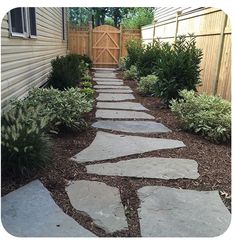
119 24 123 59
212 13 228 95
88 21 93 60
174 11 182 43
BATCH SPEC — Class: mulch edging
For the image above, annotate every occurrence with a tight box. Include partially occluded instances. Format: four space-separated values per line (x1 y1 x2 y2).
1 72 231 237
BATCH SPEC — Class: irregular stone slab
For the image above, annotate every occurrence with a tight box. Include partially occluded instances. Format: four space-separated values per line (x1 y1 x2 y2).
94 85 130 89
137 186 231 237
96 102 148 111
96 89 133 94
96 109 154 119
93 68 117 72
94 73 117 78
65 180 128 233
94 78 123 82
1 180 96 237
97 93 135 101
72 131 185 163
86 157 199 179
92 120 171 133
96 81 124 85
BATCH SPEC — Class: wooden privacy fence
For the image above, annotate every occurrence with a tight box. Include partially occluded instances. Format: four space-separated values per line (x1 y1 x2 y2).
141 7 231 101
69 24 141 68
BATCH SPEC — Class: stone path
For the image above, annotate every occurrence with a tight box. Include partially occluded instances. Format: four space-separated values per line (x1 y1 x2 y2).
2 68 230 237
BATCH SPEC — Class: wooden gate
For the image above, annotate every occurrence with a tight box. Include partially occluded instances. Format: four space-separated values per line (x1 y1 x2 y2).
92 25 120 68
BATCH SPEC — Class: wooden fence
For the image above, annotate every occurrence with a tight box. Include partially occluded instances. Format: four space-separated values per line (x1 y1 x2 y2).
69 24 141 67
141 7 231 101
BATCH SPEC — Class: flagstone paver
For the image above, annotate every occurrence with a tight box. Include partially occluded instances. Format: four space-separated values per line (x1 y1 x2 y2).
65 180 128 233
92 120 171 133
71 131 185 163
94 85 130 89
96 81 124 85
96 109 154 119
1 180 96 237
94 73 117 78
94 78 123 82
97 93 135 101
96 89 133 93
96 102 148 111
86 157 199 179
137 186 231 237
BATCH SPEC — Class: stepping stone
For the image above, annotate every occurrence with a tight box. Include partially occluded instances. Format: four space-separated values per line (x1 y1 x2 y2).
92 120 171 133
94 85 130 89
97 93 135 101
137 186 231 237
96 89 133 93
96 102 148 111
96 109 154 119
71 131 185 163
94 78 123 82
93 68 117 72
65 180 128 233
96 81 124 85
94 73 117 78
86 157 199 179
1 180 95 237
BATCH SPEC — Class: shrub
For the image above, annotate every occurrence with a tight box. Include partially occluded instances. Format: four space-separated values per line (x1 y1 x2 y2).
80 81 93 88
1 105 53 176
13 87 94 131
48 54 92 90
170 90 231 143
125 39 143 69
82 74 92 82
138 75 158 96
118 57 126 71
153 36 203 104
80 87 95 100
123 65 138 80
137 41 162 77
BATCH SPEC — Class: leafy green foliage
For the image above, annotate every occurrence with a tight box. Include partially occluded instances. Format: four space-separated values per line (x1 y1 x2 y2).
138 75 158 95
1 105 53 176
118 57 126 71
80 81 93 88
153 36 203 104
13 87 94 131
122 8 154 29
82 74 92 82
125 39 143 69
48 54 92 90
170 90 231 143
123 65 138 80
80 87 95 100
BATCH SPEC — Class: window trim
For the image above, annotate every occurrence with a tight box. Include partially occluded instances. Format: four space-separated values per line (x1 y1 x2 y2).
62 7 65 41
8 7 37 39
28 8 37 38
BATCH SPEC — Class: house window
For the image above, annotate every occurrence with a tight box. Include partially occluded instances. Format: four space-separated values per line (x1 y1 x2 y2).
62 7 65 40
9 7 37 38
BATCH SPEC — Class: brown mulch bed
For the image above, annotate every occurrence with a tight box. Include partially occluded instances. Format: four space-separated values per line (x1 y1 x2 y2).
1 71 231 237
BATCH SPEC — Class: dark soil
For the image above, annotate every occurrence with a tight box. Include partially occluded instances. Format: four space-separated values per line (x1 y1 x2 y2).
1 71 231 237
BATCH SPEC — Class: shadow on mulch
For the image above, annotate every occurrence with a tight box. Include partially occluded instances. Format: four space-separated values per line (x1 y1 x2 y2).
1 71 231 237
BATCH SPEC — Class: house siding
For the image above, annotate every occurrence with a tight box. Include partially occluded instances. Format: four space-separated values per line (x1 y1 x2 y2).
1 7 68 110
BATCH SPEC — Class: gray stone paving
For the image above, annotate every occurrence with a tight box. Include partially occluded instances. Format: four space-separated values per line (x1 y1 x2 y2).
94 78 123 82
94 85 130 89
94 73 117 78
96 89 133 93
97 93 135 101
1 180 96 237
137 186 231 237
65 180 128 233
92 120 171 133
96 102 148 111
71 131 185 163
96 109 154 119
86 157 199 179
96 81 124 85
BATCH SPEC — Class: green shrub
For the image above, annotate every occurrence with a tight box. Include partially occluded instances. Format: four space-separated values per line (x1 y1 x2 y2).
125 39 143 69
82 74 92 82
14 87 94 131
137 41 162 77
118 57 126 71
170 90 231 143
138 75 158 95
153 36 203 104
123 65 138 80
80 81 93 88
1 105 53 176
48 54 92 90
80 87 95 100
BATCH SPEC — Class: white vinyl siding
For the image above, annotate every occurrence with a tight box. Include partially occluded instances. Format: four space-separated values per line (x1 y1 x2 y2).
1 7 68 110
